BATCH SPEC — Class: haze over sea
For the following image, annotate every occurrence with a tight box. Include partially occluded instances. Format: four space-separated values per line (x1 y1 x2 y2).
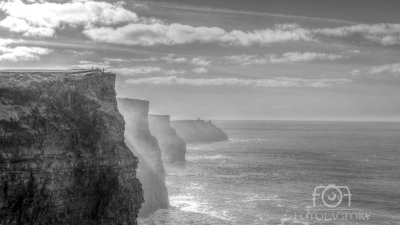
139 121 400 225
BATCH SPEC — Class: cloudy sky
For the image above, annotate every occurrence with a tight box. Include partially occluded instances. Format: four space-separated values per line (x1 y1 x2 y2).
0 0 399 120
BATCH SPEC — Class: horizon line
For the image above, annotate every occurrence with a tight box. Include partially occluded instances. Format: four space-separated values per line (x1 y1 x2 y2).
170 119 400 122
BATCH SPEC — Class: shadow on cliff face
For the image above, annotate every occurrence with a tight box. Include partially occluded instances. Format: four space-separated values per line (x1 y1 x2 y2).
117 98 169 217
0 71 143 225
148 115 187 164
0 173 61 224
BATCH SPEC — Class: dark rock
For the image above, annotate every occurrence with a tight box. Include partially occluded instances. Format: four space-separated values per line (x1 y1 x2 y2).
148 115 186 163
117 98 169 217
171 120 228 143
0 71 143 225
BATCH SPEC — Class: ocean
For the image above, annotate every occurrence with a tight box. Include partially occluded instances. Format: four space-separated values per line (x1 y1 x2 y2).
138 121 400 225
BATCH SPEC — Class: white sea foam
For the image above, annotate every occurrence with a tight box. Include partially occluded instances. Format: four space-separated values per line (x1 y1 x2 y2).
229 138 248 142
214 172 266 179
170 196 203 212
187 145 216 151
229 138 272 143
213 174 247 179
170 195 233 221
280 217 310 225
242 194 281 202
188 154 229 161
187 183 205 190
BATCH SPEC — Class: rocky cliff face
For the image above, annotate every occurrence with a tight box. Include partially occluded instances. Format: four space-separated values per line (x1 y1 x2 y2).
148 115 186 163
117 98 169 217
171 120 228 143
0 71 143 224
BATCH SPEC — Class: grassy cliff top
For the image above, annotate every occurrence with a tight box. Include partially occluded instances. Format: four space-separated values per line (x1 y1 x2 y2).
0 69 113 89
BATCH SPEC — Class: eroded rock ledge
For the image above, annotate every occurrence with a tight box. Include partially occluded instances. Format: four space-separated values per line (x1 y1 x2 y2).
0 71 143 224
149 115 186 163
117 98 169 217
171 120 228 143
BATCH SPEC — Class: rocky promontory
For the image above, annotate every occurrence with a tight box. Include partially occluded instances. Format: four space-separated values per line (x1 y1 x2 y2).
117 98 169 217
0 71 143 224
171 120 228 143
148 115 186 163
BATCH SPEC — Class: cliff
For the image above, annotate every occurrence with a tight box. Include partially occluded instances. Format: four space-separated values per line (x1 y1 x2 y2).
0 71 143 224
148 115 186 163
117 98 168 217
170 120 228 143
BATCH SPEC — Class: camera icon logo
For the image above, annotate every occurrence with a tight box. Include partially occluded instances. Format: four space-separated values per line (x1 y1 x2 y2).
312 184 352 208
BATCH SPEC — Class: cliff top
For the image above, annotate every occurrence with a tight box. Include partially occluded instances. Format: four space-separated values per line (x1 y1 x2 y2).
0 70 114 89
117 98 149 104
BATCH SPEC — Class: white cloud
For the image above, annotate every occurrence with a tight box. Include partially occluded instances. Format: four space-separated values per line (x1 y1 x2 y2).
108 66 162 75
192 67 208 74
164 69 186 75
226 52 343 65
126 76 351 88
150 4 357 25
0 0 138 37
104 57 159 62
226 54 268 65
65 50 94 55
191 57 212 66
103 58 131 62
108 66 187 75
161 54 187 63
0 38 17 46
275 23 302 30
0 16 55 37
0 39 52 61
313 24 400 46
0 46 52 62
126 76 350 88
269 52 343 63
131 57 158 62
73 60 111 69
350 69 361 76
348 50 361 54
370 63 400 75
83 22 314 46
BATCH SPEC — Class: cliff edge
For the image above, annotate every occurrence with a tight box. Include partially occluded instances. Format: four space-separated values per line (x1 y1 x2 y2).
149 115 186 163
171 120 228 143
0 71 143 224
117 98 169 217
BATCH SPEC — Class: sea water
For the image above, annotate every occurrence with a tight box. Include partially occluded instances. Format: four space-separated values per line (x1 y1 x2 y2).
138 121 400 225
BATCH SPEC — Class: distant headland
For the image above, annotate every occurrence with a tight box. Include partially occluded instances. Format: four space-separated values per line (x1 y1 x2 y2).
170 119 228 143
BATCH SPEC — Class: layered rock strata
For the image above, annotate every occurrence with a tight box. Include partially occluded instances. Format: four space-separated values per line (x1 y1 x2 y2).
0 71 143 224
148 115 186 163
117 98 169 217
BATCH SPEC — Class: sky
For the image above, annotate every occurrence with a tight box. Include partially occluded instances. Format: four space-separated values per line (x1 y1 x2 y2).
0 0 399 121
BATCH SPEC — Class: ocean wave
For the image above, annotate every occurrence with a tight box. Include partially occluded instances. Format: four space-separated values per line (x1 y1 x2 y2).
188 154 229 161
229 138 249 143
280 218 310 225
170 195 233 221
186 145 216 151
242 194 281 202
213 172 267 179
229 138 273 143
